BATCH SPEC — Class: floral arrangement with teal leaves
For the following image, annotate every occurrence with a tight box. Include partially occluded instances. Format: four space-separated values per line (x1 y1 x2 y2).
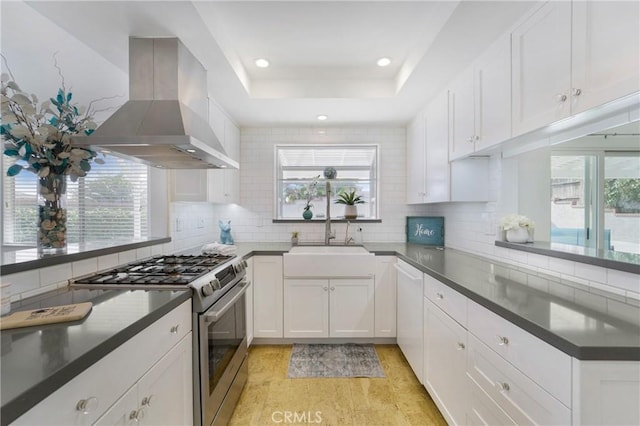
1 65 104 180
1 58 108 252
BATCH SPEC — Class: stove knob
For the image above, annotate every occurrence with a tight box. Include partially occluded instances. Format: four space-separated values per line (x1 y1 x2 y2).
242 260 248 269
210 279 221 290
201 284 214 297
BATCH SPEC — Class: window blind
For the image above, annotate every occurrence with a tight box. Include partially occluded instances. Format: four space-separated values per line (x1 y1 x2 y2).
2 154 149 245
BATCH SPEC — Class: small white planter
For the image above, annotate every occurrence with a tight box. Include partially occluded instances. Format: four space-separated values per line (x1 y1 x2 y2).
506 227 530 243
344 205 357 219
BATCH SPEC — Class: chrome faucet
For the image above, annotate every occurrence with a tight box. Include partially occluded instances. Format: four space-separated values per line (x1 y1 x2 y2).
324 181 335 244
345 221 354 245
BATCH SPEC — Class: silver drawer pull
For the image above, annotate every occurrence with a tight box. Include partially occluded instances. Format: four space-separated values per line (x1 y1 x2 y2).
496 382 510 392
170 324 180 334
436 292 444 300
129 407 146 423
76 396 98 414
142 394 155 407
457 342 465 351
497 335 509 346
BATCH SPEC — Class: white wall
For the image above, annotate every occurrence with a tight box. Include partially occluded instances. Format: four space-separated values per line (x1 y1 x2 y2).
203 127 429 244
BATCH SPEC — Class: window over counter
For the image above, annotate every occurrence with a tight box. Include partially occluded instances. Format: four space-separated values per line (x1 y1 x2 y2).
551 151 640 255
274 145 379 220
2 154 149 246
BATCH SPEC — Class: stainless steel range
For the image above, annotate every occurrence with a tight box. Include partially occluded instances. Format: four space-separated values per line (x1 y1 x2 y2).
70 254 250 426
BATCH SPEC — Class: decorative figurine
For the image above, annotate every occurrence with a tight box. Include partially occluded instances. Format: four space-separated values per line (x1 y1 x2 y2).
218 220 234 245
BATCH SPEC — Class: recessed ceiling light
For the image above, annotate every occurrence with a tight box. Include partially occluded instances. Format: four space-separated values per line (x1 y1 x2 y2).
186 149 196 153
101 149 111 154
376 57 391 67
317 114 328 121
255 58 270 68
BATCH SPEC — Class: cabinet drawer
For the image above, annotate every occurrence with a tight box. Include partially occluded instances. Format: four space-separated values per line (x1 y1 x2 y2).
13 300 192 426
467 300 571 406
467 333 571 426
424 274 467 327
467 374 516 426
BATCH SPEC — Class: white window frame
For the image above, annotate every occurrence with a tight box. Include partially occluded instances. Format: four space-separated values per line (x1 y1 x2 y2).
274 144 380 220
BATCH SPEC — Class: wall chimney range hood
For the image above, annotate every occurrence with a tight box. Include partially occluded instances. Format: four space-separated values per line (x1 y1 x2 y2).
73 37 238 169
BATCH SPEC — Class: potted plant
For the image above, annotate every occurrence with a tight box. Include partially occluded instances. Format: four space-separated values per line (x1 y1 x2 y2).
291 231 299 245
499 214 534 243
335 189 365 219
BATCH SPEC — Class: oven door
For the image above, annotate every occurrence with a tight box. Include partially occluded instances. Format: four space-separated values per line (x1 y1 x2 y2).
199 280 248 426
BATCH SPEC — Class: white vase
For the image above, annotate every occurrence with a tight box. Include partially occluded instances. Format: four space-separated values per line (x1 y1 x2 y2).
506 227 529 243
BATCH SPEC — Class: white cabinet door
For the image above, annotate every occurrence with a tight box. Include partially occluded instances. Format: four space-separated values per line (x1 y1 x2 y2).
137 333 193 426
169 170 208 202
93 384 139 426
449 67 476 161
474 33 512 151
329 278 374 338
424 90 451 203
424 299 468 426
284 279 329 338
395 260 424 382
406 113 426 204
512 1 572 136
374 256 396 338
253 256 284 338
246 257 254 346
571 0 640 115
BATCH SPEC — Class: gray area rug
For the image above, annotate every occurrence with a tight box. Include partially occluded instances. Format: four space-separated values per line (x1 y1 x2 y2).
287 343 385 378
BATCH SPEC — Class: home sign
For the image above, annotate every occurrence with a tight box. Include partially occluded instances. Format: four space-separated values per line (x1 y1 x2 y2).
406 216 445 246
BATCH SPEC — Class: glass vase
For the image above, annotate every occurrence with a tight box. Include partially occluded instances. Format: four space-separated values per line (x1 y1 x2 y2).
37 173 68 255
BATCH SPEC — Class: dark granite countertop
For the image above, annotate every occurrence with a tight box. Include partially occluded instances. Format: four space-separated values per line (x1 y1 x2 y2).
233 242 640 361
1 236 172 275
0 287 191 425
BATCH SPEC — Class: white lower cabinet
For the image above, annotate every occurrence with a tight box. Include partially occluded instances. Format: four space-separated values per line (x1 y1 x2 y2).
467 376 516 426
283 278 374 338
94 334 193 426
245 257 254 346
374 256 396 337
424 298 468 426
13 301 192 426
253 256 284 338
395 260 424 382
467 333 570 426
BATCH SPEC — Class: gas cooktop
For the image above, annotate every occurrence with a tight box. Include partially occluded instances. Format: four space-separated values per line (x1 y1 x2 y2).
70 254 236 289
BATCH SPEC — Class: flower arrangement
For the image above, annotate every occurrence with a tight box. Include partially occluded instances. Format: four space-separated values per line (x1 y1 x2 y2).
1 58 108 253
499 214 535 231
1 67 103 180
303 175 321 212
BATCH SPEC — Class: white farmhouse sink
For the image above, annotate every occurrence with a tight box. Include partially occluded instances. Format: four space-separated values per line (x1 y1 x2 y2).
284 245 375 278
288 245 369 254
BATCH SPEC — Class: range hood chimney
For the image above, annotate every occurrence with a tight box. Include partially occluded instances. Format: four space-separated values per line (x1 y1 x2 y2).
73 37 238 169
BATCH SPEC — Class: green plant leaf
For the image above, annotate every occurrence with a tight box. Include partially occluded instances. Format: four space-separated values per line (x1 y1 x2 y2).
7 164 23 176
3 149 19 157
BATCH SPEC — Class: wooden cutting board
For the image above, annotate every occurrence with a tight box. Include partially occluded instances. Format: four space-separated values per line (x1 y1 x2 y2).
0 302 92 330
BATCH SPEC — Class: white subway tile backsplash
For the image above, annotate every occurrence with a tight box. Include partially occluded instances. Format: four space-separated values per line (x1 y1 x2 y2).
574 262 607 283
39 264 72 287
118 250 137 265
136 246 152 260
98 254 119 271
549 258 576 276
72 258 98 278
607 269 640 293
4 270 40 301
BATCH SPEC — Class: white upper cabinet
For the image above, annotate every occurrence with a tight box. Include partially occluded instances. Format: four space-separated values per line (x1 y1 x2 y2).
170 100 240 203
474 33 512 152
512 0 639 137
406 113 427 204
450 33 512 161
425 90 452 203
511 1 573 136
450 67 476 160
571 0 640 115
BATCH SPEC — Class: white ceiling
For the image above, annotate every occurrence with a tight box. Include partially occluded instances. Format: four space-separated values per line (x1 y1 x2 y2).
25 0 538 127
